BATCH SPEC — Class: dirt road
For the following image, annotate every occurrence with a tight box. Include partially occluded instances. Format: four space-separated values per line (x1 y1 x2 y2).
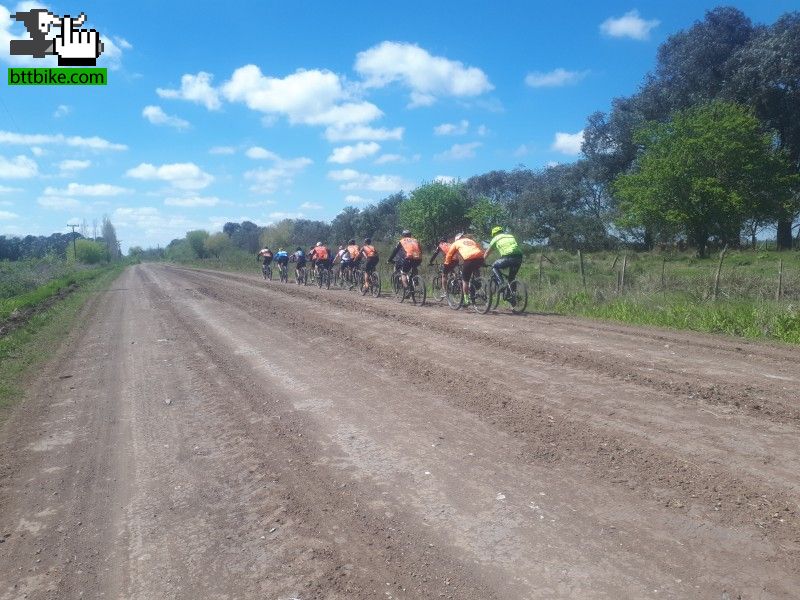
1 263 798 599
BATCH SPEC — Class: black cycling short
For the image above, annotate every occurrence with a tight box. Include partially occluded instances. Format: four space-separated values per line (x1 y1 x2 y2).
399 257 421 274
461 257 484 281
295 257 307 268
276 258 288 267
262 257 273 265
364 256 379 273
492 255 522 281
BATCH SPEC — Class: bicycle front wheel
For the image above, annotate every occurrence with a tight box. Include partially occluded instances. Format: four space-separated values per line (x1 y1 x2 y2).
509 280 528 314
430 273 444 302
446 276 462 310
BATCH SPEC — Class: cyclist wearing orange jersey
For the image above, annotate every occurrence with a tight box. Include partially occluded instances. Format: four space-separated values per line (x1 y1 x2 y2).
428 237 451 299
358 237 379 289
309 242 329 276
387 229 422 290
444 233 485 304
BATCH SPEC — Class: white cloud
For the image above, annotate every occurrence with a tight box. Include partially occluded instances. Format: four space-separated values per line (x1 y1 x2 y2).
43 182 130 197
58 159 91 172
434 120 469 136
209 146 235 155
268 211 305 221
374 153 404 165
327 141 380 164
525 68 589 88
435 142 481 160
157 72 221 110
513 144 529 157
552 130 584 155
30 147 44 157
0 185 21 193
127 162 214 190
221 65 382 129
600 10 660 40
344 194 370 205
0 209 18 219
54 104 71 118
300 201 322 210
142 105 190 130
355 42 493 107
0 155 37 178
0 131 127 151
244 154 313 194
98 35 130 71
434 175 456 184
37 196 81 210
328 169 413 192
324 124 404 142
245 146 279 160
476 125 489 136
164 196 220 207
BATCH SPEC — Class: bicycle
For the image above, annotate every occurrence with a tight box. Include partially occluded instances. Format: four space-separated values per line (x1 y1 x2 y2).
488 266 528 314
429 264 462 302
278 263 289 283
317 265 332 289
261 263 272 281
391 265 426 305
307 264 317 286
295 265 307 285
351 265 364 291
361 268 381 298
446 267 490 314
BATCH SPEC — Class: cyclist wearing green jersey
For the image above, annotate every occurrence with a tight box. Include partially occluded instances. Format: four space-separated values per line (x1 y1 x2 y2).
485 226 523 282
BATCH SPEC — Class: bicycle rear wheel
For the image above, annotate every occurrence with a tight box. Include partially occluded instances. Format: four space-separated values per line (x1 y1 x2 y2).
488 277 500 309
410 274 426 305
508 280 528 314
392 273 403 300
446 275 462 310
369 272 381 297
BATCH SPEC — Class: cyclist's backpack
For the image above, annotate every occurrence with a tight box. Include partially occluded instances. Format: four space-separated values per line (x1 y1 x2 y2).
347 244 360 260
362 245 376 258
400 237 421 260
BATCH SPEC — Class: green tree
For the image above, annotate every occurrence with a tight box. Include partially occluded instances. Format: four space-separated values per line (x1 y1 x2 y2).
185 230 210 259
615 101 795 257
68 239 106 264
466 197 508 241
399 182 469 246
204 232 231 258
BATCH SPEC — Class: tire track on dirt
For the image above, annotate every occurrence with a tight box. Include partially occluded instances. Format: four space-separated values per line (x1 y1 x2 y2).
190 266 800 424
166 265 800 571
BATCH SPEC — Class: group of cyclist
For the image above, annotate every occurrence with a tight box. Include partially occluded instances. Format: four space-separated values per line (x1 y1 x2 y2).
258 225 523 305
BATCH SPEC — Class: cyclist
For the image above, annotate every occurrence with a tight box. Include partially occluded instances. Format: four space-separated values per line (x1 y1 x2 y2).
484 226 523 284
428 237 451 298
274 248 289 280
358 237 379 290
346 239 361 289
387 229 422 291
292 246 307 282
444 233 484 305
309 242 329 278
334 244 351 283
257 247 273 274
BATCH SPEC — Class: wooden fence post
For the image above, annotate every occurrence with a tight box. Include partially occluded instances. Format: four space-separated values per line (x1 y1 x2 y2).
776 259 784 301
610 254 619 274
712 245 728 301
620 252 628 293
538 253 544 288
661 257 667 293
578 249 587 293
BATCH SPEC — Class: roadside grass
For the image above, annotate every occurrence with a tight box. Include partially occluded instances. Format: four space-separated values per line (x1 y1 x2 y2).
164 247 800 345
0 265 124 418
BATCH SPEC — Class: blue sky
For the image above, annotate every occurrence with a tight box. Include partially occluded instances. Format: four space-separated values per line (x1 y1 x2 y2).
0 0 795 251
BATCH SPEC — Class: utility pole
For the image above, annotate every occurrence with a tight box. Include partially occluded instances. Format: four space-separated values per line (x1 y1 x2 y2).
68 223 78 259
